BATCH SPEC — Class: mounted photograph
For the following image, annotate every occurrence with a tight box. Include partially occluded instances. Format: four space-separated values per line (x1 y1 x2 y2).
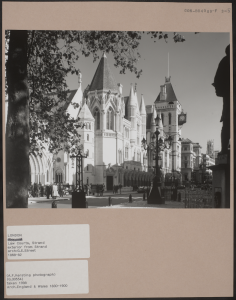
4 30 230 209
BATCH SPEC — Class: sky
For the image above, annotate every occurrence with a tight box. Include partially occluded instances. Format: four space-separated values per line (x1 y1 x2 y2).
66 32 230 153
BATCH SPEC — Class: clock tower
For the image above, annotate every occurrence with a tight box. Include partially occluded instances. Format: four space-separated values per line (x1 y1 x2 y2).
154 76 186 175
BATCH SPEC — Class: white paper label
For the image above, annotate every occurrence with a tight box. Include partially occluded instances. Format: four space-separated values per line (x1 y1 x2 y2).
6 260 89 295
7 225 90 259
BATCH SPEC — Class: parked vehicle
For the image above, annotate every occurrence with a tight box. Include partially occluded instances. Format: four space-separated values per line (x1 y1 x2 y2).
137 186 147 193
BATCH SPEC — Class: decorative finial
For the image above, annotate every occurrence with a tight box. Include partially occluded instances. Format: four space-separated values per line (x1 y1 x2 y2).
165 76 171 83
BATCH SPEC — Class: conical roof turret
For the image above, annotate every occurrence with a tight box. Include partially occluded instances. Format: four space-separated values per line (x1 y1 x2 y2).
157 112 163 128
151 106 157 125
139 94 146 115
128 84 136 106
89 53 117 92
134 89 140 114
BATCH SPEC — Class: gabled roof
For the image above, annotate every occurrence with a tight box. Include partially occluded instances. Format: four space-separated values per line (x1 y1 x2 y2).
155 81 178 103
89 53 117 92
78 103 94 120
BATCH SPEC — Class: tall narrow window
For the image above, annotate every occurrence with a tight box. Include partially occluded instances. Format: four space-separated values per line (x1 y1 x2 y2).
161 113 164 125
93 108 100 130
125 147 128 159
106 107 114 130
168 113 171 125
87 134 89 141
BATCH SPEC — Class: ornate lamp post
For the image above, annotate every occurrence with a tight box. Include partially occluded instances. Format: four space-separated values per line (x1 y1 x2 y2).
70 144 89 208
141 114 172 204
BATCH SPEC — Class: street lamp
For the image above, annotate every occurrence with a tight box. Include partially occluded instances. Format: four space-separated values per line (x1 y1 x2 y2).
70 144 89 208
141 114 172 204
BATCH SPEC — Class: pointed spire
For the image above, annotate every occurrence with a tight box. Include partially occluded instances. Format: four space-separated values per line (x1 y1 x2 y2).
151 105 157 124
128 84 136 106
102 52 107 58
134 88 140 114
157 112 163 129
89 54 117 92
139 94 146 115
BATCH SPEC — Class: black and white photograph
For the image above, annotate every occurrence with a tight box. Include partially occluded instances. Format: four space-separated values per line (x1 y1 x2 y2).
5 30 230 209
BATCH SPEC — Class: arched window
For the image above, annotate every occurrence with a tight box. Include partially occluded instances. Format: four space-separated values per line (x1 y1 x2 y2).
125 147 128 159
87 150 89 157
168 113 171 125
87 165 89 171
133 150 136 161
118 150 122 164
106 107 114 130
93 108 100 130
47 170 49 182
87 134 89 141
56 170 63 183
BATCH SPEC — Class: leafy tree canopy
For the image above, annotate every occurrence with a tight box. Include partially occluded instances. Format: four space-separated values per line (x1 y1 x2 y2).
5 30 188 155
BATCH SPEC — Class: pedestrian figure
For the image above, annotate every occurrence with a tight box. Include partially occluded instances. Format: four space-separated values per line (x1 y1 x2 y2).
113 185 115 194
46 183 50 199
178 192 181 202
100 185 104 196
212 44 230 154
119 184 122 194
96 184 99 197
52 182 59 199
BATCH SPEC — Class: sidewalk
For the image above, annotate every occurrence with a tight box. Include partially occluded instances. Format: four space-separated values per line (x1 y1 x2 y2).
90 190 137 197
29 196 69 203
95 199 185 209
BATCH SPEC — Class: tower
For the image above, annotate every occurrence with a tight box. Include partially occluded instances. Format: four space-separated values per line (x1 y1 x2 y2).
127 84 137 161
66 72 83 119
154 76 183 174
139 94 147 141
77 103 95 186
86 53 123 188
207 140 214 158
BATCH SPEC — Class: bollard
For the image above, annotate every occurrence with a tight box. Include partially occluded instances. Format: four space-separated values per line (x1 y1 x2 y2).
108 196 112 206
143 192 146 201
52 201 57 208
129 194 132 203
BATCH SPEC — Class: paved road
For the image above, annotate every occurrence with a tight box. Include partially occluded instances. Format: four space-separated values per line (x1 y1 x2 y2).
28 192 144 208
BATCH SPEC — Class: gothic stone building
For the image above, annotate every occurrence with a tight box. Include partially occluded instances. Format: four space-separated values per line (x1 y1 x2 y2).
28 55 186 190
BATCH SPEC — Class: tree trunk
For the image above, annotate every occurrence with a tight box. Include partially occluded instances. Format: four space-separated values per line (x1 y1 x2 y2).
6 30 29 208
